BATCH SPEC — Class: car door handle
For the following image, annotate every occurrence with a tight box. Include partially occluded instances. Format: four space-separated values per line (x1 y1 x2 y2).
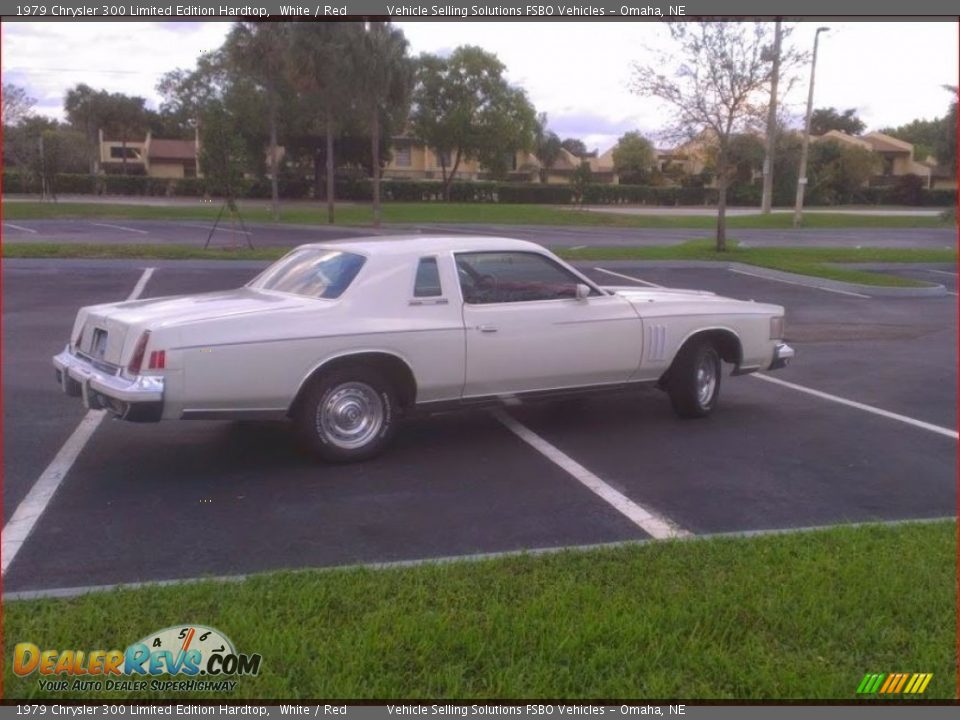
477 325 498 333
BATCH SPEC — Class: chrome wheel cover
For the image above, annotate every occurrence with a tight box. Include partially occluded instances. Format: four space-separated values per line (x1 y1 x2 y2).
317 382 384 450
696 355 717 407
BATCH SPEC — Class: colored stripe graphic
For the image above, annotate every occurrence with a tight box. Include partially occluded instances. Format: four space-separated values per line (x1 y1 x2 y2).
857 672 932 694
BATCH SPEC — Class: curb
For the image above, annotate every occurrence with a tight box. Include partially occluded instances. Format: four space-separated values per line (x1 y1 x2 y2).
582 259 947 297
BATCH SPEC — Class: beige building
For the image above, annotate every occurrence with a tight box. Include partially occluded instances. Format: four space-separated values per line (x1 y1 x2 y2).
98 130 199 178
382 139 620 184
814 130 954 190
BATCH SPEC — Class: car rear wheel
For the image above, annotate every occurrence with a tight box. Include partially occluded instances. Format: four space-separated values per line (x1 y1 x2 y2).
296 367 398 463
666 339 721 419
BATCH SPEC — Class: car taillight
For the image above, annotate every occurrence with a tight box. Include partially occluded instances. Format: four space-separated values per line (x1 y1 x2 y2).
128 331 150 374
148 350 166 370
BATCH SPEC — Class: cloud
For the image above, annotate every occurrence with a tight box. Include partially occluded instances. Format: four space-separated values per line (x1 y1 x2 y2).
2 19 957 137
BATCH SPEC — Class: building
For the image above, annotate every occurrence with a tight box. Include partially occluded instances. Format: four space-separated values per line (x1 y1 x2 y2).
98 130 199 178
814 130 955 190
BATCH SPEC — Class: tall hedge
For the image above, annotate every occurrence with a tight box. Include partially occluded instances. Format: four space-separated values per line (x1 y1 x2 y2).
1 171 953 207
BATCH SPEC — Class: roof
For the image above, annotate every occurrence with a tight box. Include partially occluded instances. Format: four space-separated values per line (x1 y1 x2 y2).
303 235 545 257
816 130 872 150
862 132 912 154
148 139 196 160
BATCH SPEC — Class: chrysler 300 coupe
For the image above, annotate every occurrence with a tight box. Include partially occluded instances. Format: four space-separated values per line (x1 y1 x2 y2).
54 236 794 462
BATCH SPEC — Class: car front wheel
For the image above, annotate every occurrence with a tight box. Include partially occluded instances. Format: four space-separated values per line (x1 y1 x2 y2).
666 340 721 419
296 367 398 463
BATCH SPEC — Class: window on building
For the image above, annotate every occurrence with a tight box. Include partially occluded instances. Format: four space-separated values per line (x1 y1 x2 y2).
109 146 140 160
394 146 412 167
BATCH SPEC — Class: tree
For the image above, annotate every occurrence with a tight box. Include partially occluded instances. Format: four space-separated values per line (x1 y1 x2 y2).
226 22 293 221
64 83 113 175
809 107 866 136
411 46 538 201
570 161 593 205
561 137 588 158
534 114 563 183
934 85 957 171
2 83 35 127
102 93 147 175
198 100 248 203
611 131 656 184
289 22 353 224
879 117 941 161
807 140 878 205
157 52 228 129
631 21 781 251
348 21 414 228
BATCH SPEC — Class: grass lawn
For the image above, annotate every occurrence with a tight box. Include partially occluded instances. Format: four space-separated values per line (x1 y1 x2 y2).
4 520 954 700
5 240 953 287
2 200 951 229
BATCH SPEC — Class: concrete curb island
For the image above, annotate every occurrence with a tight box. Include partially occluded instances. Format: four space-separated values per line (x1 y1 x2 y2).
591 259 949 297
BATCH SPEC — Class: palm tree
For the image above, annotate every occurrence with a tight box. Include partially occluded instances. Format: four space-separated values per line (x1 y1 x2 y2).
534 114 563 184
290 23 352 225
348 22 414 228
227 22 291 222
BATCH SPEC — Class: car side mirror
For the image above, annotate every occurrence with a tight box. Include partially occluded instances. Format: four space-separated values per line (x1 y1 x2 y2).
575 283 591 301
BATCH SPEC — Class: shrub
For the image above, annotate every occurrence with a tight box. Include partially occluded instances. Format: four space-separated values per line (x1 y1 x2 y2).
496 183 574 204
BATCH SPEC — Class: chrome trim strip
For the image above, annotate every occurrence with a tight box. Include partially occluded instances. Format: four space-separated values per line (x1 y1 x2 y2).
171 326 465 351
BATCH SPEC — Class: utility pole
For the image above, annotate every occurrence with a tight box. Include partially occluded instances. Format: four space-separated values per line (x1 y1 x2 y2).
761 19 782 214
793 26 830 228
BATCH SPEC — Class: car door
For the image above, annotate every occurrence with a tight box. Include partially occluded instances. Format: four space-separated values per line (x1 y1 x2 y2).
456 251 643 397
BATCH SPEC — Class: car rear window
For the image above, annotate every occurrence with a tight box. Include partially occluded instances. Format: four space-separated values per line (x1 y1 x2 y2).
247 249 366 299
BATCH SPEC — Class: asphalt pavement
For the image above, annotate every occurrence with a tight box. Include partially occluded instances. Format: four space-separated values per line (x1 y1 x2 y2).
2 258 955 593
2 217 955 249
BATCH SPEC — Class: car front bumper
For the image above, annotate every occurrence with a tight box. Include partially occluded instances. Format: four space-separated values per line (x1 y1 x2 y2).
768 342 795 370
53 346 164 422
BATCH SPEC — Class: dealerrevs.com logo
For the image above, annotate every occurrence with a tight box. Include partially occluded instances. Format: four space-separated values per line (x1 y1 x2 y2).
14 624 262 693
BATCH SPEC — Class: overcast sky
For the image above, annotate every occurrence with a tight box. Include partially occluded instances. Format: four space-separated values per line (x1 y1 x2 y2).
2 20 957 153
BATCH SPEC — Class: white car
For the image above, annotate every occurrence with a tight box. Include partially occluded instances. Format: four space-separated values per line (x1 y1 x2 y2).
54 236 794 462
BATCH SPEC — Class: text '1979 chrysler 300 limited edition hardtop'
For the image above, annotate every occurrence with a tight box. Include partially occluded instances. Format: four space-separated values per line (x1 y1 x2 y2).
54 236 794 462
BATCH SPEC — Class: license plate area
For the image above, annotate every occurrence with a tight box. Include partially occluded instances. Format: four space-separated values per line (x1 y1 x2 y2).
91 328 108 359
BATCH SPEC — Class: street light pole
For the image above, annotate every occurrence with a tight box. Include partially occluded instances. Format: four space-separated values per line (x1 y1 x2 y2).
761 18 783 215
793 26 829 228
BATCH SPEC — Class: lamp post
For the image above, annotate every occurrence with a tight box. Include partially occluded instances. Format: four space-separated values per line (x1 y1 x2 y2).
793 26 830 228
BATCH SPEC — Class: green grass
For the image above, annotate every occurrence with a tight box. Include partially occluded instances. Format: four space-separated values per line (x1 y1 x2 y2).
2 200 951 228
4 521 954 700
5 240 953 287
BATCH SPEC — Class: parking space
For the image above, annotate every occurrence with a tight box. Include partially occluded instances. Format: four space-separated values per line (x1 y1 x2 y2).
2 259 955 593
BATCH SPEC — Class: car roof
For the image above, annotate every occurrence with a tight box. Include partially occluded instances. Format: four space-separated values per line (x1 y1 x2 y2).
299 234 547 257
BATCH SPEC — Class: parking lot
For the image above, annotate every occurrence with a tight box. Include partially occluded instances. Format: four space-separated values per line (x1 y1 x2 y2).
2 257 956 594
3 217 956 249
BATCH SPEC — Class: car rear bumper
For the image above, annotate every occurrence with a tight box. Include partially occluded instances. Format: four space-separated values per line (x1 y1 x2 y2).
768 342 795 371
53 346 164 422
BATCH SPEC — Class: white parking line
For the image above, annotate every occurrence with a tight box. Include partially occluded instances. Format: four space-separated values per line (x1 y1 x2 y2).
90 222 149 235
492 410 690 539
925 269 957 277
1 268 156 577
175 222 253 236
594 267 663 288
729 268 871 298
3 222 37 234
752 373 958 440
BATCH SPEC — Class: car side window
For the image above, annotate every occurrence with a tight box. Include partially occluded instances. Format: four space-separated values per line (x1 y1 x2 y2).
456 252 593 304
414 257 443 297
